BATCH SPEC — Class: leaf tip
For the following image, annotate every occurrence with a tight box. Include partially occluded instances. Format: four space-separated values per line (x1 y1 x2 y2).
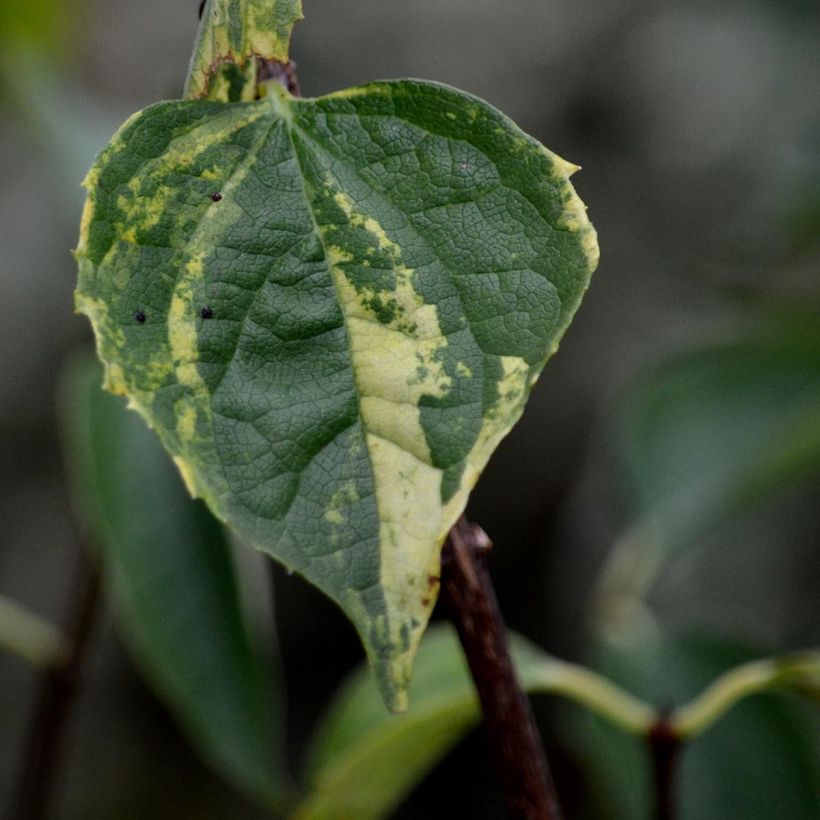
361 622 419 713
374 655 411 714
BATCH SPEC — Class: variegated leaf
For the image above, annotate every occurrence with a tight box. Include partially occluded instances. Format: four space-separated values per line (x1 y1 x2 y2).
75 80 598 709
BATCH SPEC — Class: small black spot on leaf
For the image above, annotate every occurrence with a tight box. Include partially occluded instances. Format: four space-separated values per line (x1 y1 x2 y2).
200 306 213 319
211 192 222 202
135 311 146 323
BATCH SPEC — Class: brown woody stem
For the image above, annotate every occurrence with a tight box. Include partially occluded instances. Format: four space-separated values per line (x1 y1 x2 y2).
439 516 564 820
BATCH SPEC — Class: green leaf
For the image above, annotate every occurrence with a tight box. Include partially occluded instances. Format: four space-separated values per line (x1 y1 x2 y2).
60 353 289 808
620 326 820 549
294 624 651 820
294 625 479 820
594 324 820 626
75 80 598 709
185 0 304 100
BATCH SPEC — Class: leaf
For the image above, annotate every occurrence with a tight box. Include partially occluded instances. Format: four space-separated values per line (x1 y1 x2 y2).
594 323 820 622
75 80 598 709
60 353 289 808
185 0 304 100
293 625 479 820
620 325 820 548
294 624 652 820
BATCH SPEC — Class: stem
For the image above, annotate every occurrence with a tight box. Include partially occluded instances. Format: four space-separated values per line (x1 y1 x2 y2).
0 596 68 672
526 658 655 736
670 652 820 739
439 516 564 820
648 714 681 820
10 550 102 820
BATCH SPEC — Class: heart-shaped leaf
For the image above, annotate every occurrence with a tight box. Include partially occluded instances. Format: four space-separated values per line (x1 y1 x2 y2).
75 80 597 708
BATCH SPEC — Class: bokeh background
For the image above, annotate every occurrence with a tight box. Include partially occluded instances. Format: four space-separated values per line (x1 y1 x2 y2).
2 0 819 817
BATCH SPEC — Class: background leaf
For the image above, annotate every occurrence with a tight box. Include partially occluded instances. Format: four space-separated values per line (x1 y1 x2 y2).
594 321 820 631
60 353 289 809
620 322 820 546
295 624 652 820
75 79 597 709
294 625 479 820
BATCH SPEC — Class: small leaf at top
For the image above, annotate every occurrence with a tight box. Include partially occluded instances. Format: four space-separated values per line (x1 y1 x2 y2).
75 80 598 710
185 0 304 100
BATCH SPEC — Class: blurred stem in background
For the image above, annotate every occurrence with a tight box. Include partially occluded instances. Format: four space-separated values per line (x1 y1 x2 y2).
10 549 101 820
0 597 68 673
670 652 820 739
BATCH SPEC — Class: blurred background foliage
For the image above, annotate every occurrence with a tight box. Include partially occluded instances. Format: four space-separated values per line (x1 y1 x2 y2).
1 0 818 817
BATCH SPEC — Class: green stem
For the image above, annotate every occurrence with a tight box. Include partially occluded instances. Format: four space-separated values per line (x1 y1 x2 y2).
0 595 68 671
670 651 820 738
527 658 655 735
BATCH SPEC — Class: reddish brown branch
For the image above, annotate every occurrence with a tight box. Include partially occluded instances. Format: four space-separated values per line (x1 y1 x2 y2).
10 550 101 820
439 516 564 820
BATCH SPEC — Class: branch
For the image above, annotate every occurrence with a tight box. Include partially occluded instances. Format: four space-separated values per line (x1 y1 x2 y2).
439 516 564 820
648 713 681 820
10 549 102 820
